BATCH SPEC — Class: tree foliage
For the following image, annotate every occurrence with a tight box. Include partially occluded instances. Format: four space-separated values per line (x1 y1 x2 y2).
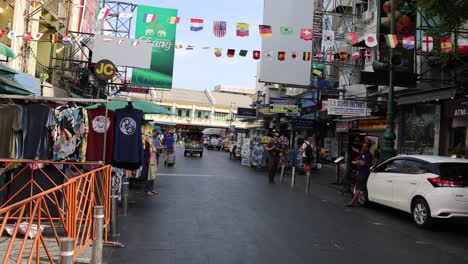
418 0 468 34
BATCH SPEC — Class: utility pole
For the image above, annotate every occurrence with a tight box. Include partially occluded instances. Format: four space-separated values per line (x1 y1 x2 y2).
380 0 397 161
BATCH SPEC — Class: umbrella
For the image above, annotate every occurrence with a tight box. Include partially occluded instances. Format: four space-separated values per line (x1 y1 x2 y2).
0 43 17 59
87 100 175 115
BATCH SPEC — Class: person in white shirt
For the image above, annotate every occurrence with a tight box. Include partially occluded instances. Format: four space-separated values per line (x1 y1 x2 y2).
301 139 313 177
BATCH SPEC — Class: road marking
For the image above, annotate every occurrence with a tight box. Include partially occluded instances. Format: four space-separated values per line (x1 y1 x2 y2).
371 222 384 226
158 173 215 177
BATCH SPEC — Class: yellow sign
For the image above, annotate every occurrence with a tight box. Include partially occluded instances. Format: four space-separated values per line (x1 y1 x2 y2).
95 59 116 81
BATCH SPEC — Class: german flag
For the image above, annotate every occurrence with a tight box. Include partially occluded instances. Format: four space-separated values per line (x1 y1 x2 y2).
303 52 311 61
50 34 59 44
259 25 272 38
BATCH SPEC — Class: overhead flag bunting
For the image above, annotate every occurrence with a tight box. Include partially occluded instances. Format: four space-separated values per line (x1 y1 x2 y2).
62 35 71 45
259 25 272 38
278 51 286 61
175 44 183 49
280 26 294 36
169 16 180 24
50 34 59 44
116 39 125 45
7 30 15 40
365 33 378 47
264 51 273 60
322 30 335 48
215 48 222 57
315 51 324 60
97 8 111 20
227 49 235 58
191 18 204 31
202 46 210 50
23 32 31 42
253 50 260 60
186 45 194 50
239 50 248 57
459 37 468 53
102 38 112 43
440 37 453 53
303 52 311 61
300 28 313 41
291 52 298 60
345 32 359 46
32 33 43 41
236 23 249 37
352 52 361 60
119 13 133 18
402 36 415 49
213 21 227 38
421 36 433 52
339 52 348 61
132 40 141 46
385 34 398 48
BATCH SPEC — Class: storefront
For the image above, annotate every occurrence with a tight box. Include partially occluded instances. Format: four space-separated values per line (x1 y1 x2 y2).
441 99 468 158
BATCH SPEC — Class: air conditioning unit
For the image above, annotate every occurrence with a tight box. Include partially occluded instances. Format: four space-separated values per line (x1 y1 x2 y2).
362 11 374 21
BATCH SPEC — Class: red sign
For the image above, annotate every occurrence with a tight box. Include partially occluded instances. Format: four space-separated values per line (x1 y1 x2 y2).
121 87 149 94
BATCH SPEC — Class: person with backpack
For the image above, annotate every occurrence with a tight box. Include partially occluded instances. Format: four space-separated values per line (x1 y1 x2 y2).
265 133 282 184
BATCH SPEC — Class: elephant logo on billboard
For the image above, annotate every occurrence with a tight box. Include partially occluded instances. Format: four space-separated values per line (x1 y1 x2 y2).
145 28 155 36
157 30 167 37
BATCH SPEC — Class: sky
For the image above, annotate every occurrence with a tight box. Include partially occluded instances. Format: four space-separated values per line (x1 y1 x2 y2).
134 0 264 90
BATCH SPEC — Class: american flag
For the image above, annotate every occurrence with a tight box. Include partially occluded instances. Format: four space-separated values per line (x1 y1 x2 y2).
213 21 227 38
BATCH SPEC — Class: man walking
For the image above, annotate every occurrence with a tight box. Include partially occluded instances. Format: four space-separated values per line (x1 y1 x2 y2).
265 133 281 184
347 142 373 207
164 132 175 167
152 126 163 166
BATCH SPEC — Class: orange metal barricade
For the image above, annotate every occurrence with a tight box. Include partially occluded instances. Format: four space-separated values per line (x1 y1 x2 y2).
0 160 112 263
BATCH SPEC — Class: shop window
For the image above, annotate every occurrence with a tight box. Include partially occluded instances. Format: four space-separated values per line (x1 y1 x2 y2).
178 109 182 117
214 112 229 121
400 104 437 155
196 110 210 119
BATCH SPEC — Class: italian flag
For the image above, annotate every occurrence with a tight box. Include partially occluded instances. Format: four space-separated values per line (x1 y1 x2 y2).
97 8 111 20
345 32 359 46
132 40 140 46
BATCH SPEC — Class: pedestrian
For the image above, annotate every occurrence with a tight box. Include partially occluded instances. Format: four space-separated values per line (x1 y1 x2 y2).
164 132 175 167
347 142 373 207
152 126 163 166
301 138 313 178
265 133 281 184
143 137 158 196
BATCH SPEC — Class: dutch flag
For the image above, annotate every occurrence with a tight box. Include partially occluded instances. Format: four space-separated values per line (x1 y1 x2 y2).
190 18 204 32
143 14 157 23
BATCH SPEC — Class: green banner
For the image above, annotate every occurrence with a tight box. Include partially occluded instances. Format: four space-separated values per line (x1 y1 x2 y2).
132 5 177 89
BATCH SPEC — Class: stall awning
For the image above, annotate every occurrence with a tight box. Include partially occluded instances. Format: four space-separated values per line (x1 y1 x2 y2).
0 43 17 59
0 76 33 95
397 86 457 105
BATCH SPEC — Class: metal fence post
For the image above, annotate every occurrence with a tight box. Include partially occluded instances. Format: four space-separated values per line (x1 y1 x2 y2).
59 237 74 264
91 206 104 264
122 177 129 216
280 165 285 183
291 166 296 188
111 190 120 237
305 174 311 194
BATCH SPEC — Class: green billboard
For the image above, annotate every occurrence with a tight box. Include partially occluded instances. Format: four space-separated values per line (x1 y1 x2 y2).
132 5 177 89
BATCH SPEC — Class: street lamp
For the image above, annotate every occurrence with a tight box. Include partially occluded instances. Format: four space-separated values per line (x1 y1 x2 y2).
380 0 397 161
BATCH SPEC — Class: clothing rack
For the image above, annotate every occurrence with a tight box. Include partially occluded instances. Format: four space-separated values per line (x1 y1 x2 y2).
0 94 139 164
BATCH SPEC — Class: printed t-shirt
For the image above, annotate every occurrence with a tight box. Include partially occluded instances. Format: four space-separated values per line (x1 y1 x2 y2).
113 108 143 169
86 108 115 163
23 104 55 160
0 105 21 158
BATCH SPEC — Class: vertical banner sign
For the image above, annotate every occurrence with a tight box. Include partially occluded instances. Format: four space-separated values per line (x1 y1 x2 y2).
132 5 177 89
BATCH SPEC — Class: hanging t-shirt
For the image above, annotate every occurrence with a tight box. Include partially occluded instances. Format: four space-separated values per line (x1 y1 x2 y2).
86 108 115 163
0 105 21 158
52 104 89 162
23 104 56 160
113 108 143 169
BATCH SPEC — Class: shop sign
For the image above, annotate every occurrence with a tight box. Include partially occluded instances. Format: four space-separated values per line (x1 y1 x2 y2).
120 86 150 94
327 99 367 117
445 100 468 118
270 97 300 116
95 59 116 81
258 104 278 117
358 120 387 130
336 121 351 132
237 107 257 118
291 118 314 128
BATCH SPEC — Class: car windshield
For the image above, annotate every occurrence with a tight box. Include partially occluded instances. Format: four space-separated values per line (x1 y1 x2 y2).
437 163 468 186
186 133 202 141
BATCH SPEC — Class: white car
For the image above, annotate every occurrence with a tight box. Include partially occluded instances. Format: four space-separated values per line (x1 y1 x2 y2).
364 155 468 228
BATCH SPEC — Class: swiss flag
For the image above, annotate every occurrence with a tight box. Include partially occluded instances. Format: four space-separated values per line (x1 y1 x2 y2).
253 50 260 60
300 28 313 41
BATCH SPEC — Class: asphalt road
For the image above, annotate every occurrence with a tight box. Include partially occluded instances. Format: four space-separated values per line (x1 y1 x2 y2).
105 146 468 264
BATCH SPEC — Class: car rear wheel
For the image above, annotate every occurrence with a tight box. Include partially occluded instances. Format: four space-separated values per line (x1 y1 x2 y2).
412 198 432 228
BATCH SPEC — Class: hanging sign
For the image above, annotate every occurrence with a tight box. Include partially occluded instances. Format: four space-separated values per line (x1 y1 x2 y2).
237 107 257 118
327 99 367 117
269 97 300 116
444 100 468 118
94 59 116 81
132 5 178 89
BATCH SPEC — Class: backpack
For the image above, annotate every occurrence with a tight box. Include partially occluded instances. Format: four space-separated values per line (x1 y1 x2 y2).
167 153 176 165
304 143 313 159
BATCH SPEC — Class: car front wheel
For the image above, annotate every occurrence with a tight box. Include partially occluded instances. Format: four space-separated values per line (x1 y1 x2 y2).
412 198 432 228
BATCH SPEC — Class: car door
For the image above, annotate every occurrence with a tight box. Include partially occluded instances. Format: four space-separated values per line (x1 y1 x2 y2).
392 159 428 212
367 159 405 206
